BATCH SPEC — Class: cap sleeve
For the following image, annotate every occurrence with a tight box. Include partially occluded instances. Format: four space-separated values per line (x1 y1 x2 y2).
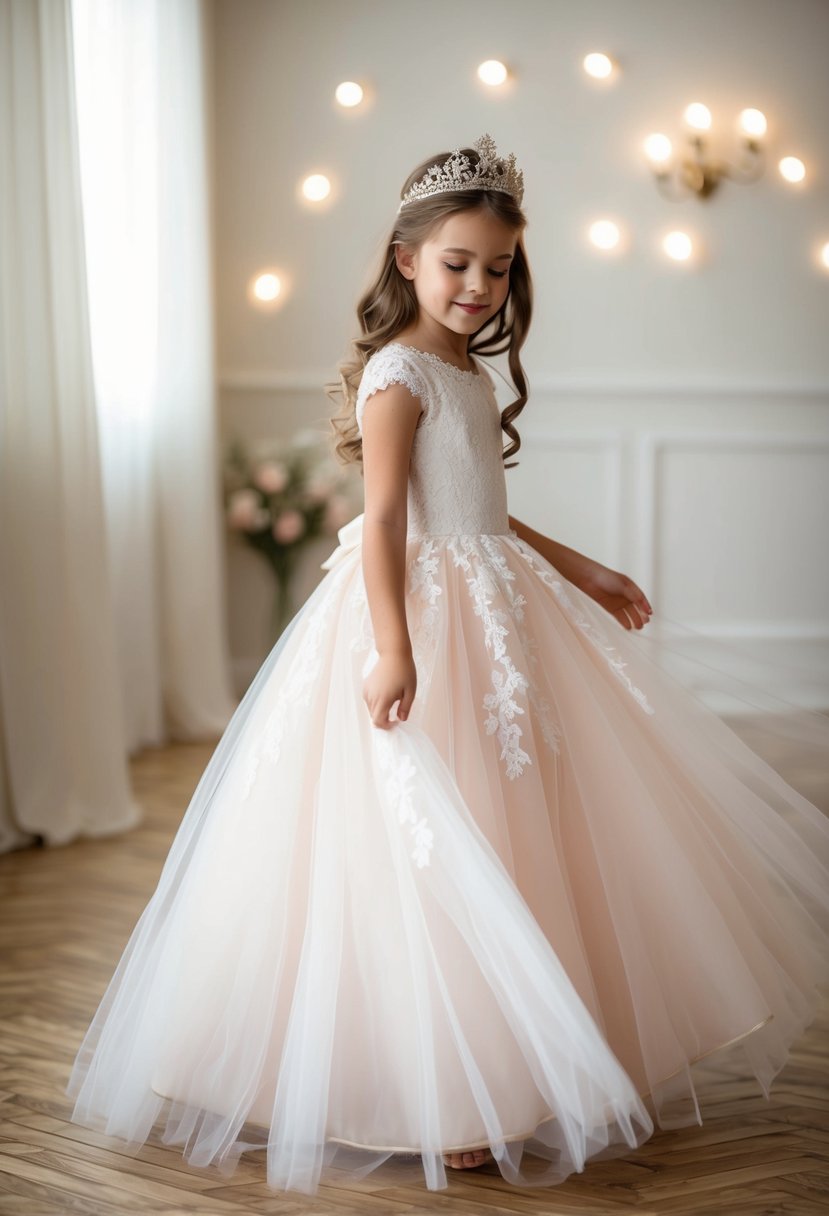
355 346 430 434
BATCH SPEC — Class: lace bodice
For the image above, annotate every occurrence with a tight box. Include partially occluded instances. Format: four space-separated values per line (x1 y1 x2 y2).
355 342 511 537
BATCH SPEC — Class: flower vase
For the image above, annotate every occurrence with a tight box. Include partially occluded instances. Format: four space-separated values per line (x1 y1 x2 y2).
269 552 298 645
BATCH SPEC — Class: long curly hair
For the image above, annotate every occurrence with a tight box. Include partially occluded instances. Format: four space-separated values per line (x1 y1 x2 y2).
326 142 532 471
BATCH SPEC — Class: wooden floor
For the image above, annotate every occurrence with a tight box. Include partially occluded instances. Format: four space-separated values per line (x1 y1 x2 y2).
1 737 827 1216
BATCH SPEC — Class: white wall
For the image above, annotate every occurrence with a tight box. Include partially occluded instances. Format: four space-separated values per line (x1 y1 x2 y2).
210 0 829 699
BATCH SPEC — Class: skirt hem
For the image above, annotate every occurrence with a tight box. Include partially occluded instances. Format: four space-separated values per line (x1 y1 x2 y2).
148 1010 776 1157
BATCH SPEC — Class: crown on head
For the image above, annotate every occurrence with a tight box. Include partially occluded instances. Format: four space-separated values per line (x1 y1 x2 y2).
397 133 524 212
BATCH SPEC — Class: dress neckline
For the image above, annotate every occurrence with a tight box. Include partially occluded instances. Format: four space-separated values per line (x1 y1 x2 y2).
385 341 481 378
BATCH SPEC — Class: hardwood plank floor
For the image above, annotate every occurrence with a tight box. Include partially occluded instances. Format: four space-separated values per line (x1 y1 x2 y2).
1 737 827 1215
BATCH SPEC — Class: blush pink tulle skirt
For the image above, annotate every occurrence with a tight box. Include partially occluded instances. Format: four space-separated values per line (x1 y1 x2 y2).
65 524 829 1194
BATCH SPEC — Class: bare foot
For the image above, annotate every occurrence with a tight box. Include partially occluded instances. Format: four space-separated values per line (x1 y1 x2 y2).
443 1147 493 1169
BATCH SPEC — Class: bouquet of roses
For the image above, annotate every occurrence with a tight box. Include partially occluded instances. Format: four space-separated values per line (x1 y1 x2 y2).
223 429 360 640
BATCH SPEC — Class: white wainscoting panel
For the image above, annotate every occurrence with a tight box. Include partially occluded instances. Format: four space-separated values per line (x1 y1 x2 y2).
506 431 625 569
637 434 829 638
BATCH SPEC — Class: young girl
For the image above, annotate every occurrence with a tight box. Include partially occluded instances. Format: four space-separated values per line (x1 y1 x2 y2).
66 134 829 1196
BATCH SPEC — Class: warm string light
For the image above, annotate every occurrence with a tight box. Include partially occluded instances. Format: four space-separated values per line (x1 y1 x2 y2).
477 59 509 87
250 60 819 301
248 269 290 310
583 52 617 82
253 274 280 302
301 174 331 202
334 81 363 108
663 231 694 262
588 220 622 252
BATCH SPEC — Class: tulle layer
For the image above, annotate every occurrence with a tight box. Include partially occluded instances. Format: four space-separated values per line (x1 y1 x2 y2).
66 529 829 1194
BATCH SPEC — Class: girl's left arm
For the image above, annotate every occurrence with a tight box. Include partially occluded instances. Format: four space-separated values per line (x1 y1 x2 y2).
507 513 654 631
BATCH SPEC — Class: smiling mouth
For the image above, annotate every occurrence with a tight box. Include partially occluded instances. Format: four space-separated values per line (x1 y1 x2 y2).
455 302 487 311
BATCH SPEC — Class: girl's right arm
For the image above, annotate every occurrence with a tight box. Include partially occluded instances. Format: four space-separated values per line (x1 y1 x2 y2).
360 382 422 729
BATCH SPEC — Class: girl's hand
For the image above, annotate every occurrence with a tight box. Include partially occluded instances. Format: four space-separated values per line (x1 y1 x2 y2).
575 562 653 631
363 649 418 730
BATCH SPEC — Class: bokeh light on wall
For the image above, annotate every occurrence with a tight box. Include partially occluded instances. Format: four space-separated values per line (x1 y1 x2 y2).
819 241 829 272
583 52 617 82
295 171 336 211
683 103 712 132
643 133 673 165
662 230 695 263
738 108 767 139
779 156 806 184
247 269 291 311
477 59 508 87
588 219 626 255
335 81 363 108
301 174 331 202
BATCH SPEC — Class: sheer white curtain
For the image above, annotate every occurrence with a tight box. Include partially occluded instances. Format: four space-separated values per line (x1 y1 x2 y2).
0 0 139 851
0 0 236 852
72 0 237 748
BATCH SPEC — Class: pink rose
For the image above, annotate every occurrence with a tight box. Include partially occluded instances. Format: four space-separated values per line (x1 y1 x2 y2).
253 460 288 494
306 473 336 503
227 489 261 530
273 508 305 544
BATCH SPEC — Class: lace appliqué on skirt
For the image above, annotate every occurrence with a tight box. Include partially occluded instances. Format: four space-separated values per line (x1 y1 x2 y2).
509 536 655 716
407 538 443 707
448 535 542 781
374 730 434 869
240 591 339 800
479 534 564 758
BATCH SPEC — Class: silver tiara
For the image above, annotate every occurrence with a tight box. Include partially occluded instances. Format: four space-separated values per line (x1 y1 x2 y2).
397 133 524 212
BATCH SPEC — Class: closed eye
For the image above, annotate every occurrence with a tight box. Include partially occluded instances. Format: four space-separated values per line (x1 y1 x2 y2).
444 262 508 279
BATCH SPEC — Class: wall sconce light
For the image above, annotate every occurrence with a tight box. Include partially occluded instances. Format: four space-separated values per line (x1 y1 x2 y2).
779 156 806 184
644 104 767 200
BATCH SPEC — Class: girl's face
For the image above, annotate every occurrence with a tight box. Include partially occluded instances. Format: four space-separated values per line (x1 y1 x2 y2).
395 209 517 339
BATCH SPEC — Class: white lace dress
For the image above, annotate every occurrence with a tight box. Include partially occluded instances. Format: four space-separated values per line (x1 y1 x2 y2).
65 342 829 1196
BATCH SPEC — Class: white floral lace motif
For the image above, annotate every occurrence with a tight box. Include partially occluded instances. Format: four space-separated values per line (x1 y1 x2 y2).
407 538 442 706
240 590 339 801
356 344 510 537
447 535 536 780
374 731 434 869
355 348 430 433
508 536 655 715
479 534 564 756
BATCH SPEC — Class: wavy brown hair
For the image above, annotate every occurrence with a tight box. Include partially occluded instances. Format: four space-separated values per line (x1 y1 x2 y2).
326 142 532 471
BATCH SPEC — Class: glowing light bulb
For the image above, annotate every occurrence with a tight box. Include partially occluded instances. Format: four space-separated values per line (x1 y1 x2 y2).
302 174 331 201
246 272 282 308
739 108 767 139
477 59 508 86
589 220 621 251
663 231 693 261
821 241 829 270
684 103 712 132
779 156 806 183
644 133 673 165
583 52 613 79
335 81 364 107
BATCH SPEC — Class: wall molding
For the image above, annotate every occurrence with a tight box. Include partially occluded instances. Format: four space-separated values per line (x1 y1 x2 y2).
219 369 829 401
515 428 625 566
636 432 829 634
